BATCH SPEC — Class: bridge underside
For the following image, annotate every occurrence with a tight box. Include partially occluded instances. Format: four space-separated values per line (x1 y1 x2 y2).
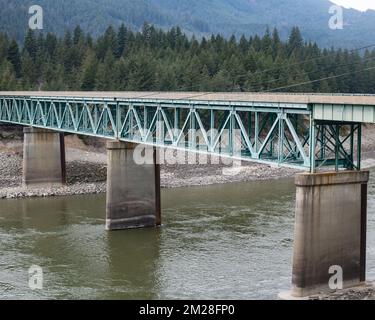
0 95 363 171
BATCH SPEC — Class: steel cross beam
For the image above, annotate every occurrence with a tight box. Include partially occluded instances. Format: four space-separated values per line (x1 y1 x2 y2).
0 95 362 171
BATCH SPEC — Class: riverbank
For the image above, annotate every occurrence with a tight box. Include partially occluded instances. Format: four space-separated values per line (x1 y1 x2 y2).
2 123 375 199
309 282 375 300
0 130 297 199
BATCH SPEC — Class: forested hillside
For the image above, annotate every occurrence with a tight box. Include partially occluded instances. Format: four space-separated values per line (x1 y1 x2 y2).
2 0 375 48
1 24 375 93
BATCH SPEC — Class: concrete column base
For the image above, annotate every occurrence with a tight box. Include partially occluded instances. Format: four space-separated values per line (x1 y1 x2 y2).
292 170 369 297
106 141 161 231
23 127 66 186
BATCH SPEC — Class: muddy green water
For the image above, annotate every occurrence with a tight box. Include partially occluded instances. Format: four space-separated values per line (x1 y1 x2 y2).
1 171 375 300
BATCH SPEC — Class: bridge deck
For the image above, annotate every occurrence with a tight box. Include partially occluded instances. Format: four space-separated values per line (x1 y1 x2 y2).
2 91 375 106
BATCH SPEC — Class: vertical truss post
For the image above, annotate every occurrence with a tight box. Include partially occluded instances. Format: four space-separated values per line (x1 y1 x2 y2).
320 126 325 160
335 124 340 172
309 117 316 173
129 104 134 138
358 124 362 170
156 105 162 144
293 114 298 155
103 103 108 136
190 106 196 149
255 112 259 157
58 102 62 121
248 111 252 139
270 113 275 156
115 99 120 139
75 103 79 125
144 105 148 135
174 107 179 128
278 113 285 164
229 109 234 156
349 124 355 170
210 109 215 148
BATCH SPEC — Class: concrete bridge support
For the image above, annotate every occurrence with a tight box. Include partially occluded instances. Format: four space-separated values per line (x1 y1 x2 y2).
106 141 161 231
23 127 66 186
292 170 369 297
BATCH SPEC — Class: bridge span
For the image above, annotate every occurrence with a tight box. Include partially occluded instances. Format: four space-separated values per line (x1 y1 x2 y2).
2 91 375 170
0 91 374 298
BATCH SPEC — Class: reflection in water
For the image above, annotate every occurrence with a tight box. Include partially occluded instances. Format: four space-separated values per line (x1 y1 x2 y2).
105 229 161 300
0 171 374 299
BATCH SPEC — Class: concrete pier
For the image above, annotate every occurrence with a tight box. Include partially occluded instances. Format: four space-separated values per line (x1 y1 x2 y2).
106 141 161 230
292 170 369 297
23 127 66 186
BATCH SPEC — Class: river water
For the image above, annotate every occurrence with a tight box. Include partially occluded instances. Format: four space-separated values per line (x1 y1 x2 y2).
1 170 375 300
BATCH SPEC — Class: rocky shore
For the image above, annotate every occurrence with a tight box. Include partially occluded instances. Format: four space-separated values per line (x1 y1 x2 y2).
3 122 375 201
309 282 375 300
0 146 298 199
3 122 375 199
0 125 299 199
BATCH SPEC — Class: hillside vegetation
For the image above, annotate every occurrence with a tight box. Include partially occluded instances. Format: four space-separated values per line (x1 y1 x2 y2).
1 25 375 93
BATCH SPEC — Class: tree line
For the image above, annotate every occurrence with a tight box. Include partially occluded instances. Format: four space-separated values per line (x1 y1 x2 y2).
1 24 375 93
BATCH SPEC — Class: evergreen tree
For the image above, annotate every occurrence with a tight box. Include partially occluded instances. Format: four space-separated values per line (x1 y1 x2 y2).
0 61 17 90
0 24 374 94
117 24 127 58
81 52 98 90
23 30 38 60
288 27 303 56
7 40 21 77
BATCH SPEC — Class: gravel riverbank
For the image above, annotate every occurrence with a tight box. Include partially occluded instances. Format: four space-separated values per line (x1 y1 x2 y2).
3 122 375 199
0 126 298 199
0 146 298 199
309 282 375 300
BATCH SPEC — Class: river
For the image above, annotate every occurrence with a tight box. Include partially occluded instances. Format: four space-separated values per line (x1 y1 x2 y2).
1 170 375 300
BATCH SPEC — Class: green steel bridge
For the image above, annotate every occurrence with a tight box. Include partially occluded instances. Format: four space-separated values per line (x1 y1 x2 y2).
1 91 374 172
1 91 374 296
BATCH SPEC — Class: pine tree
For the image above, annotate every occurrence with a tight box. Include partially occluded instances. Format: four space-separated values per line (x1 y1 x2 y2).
23 29 37 60
96 52 115 90
0 61 17 90
288 27 303 57
7 40 21 77
81 52 98 90
117 24 127 58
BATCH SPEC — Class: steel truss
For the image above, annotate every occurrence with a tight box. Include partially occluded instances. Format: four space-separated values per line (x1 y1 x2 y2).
311 120 362 172
0 95 362 171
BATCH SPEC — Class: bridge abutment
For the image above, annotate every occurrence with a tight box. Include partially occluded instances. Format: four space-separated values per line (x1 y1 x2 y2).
106 141 161 231
23 127 66 186
292 170 369 297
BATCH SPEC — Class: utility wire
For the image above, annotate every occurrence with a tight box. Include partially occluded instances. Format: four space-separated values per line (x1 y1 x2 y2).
265 65 375 92
248 54 375 92
132 42 375 99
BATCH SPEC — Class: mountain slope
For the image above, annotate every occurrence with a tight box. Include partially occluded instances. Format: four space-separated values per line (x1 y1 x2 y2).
1 0 375 48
